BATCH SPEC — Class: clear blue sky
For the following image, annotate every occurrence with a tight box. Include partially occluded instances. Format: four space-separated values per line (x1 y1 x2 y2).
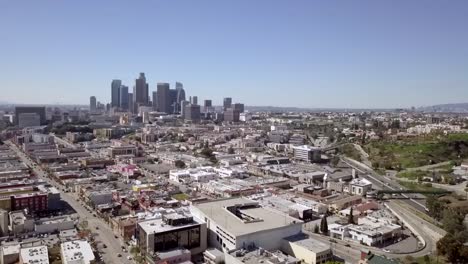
1 0 468 108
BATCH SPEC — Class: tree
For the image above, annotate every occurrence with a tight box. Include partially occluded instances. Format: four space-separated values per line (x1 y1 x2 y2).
330 156 340 167
426 195 444 220
320 215 329 235
174 160 186 169
348 207 355 224
227 146 235 154
313 224 319 233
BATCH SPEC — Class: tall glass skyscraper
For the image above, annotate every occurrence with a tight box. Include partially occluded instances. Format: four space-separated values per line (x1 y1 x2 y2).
111 79 122 107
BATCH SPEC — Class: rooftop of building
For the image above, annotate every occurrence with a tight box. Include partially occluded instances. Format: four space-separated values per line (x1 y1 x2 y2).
60 240 95 264
192 197 303 237
283 234 331 253
20 245 49 264
138 212 200 234
229 247 299 264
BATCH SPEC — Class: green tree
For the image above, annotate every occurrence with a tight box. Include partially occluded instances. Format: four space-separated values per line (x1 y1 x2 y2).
174 160 186 169
320 215 329 235
227 146 235 154
426 196 444 220
348 207 355 224
313 224 319 234
330 156 340 167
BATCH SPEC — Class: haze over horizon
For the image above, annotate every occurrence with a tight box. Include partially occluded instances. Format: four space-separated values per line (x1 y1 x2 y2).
1 0 468 108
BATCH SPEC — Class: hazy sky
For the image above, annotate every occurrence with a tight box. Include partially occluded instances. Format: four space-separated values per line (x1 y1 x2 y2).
1 1 468 108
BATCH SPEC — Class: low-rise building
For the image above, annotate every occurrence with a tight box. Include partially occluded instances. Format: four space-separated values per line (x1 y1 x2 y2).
19 245 49 264
60 240 95 264
190 198 303 252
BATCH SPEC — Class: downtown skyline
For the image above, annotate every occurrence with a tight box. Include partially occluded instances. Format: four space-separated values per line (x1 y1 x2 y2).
1 1 468 108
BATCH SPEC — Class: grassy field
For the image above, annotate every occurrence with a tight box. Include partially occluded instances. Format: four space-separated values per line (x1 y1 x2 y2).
338 144 362 161
397 170 429 180
397 181 446 193
365 133 468 170
172 193 190 201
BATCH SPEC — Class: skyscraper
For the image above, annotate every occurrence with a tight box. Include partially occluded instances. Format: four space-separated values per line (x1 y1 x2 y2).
111 79 122 107
169 89 178 114
156 83 170 113
184 104 201 122
204 100 212 113
233 103 244 113
223 97 232 110
120 86 129 110
191 96 198 105
175 82 186 114
133 73 148 112
152 91 158 111
128 93 134 114
90 96 97 112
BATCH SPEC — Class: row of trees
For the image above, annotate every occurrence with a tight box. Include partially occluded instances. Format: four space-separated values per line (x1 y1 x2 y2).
428 196 468 263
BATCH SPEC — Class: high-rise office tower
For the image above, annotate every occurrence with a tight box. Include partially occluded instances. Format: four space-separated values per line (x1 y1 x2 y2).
152 91 158 111
191 96 198 105
15 106 46 125
156 83 170 114
223 97 232 110
184 104 201 122
120 86 129 110
233 103 245 113
180 100 189 118
128 93 134 114
169 89 178 114
133 73 148 112
204 100 212 113
90 96 97 112
111 79 122 107
204 100 212 108
175 82 186 114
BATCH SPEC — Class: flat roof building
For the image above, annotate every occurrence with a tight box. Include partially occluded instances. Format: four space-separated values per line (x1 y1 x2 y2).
190 198 303 252
60 240 95 264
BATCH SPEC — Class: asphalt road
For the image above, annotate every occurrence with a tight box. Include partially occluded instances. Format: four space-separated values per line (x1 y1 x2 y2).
6 141 131 264
341 157 428 212
303 200 441 263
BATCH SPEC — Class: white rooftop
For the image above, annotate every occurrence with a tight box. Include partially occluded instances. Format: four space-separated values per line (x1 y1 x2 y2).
20 245 49 264
61 240 95 264
192 197 303 236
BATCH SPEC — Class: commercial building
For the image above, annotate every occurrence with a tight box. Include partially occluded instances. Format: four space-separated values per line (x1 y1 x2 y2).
15 106 46 126
89 96 97 112
17 113 41 128
190 198 303 252
108 142 138 158
184 104 201 122
60 240 95 264
156 83 171 113
224 108 240 122
133 73 149 112
281 235 332 264
293 145 322 163
120 85 129 110
111 79 122 108
136 212 207 256
223 97 232 111
19 245 49 264
349 178 372 196
176 82 186 113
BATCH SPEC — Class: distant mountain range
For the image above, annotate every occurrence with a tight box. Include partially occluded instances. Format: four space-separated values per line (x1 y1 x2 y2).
417 103 468 113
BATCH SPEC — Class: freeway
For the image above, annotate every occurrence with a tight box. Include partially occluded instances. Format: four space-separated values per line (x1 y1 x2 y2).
341 157 429 212
6 140 130 264
303 200 443 263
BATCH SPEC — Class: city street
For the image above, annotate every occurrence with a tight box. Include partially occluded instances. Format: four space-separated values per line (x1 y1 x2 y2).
6 140 131 264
